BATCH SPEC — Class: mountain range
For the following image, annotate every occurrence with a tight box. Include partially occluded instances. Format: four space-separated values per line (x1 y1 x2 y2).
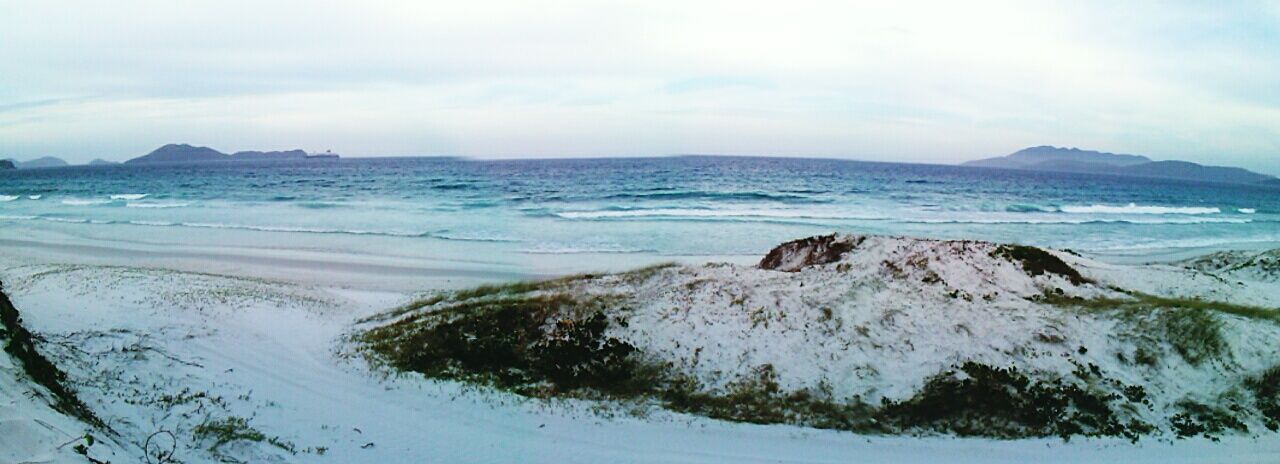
964 146 1277 185
124 144 335 164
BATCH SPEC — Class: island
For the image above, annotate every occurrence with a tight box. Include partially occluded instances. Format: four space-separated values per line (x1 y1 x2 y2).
964 146 1277 186
0 159 14 170
124 144 341 165
2 156 70 169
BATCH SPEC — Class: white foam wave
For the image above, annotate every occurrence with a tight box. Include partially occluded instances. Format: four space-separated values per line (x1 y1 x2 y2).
1239 208 1257 214
126 201 190 209
27 195 41 200
177 222 422 237
129 220 177 226
110 194 148 200
429 232 523 243
61 198 112 206
904 217 1251 225
41 217 89 223
1059 203 1220 215
0 195 18 202
555 208 887 221
520 246 656 254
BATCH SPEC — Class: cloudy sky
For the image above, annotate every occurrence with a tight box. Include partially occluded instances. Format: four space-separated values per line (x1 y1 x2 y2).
2 1 1278 173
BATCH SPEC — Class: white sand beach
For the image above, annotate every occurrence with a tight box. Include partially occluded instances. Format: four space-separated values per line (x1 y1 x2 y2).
3 225 1279 463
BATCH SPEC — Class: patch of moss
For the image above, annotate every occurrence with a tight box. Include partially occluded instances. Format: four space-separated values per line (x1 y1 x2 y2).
193 416 266 451
451 280 552 301
661 365 879 432
876 362 1145 441
1042 292 1279 323
193 416 297 455
619 262 678 283
993 245 1091 285
362 292 650 396
1158 308 1225 366
1133 346 1159 367
1041 292 1260 366
359 273 617 325
1244 366 1280 431
531 312 642 392
1170 401 1249 440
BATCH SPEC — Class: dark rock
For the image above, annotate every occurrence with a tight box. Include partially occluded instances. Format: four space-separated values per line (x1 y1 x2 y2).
759 234 862 272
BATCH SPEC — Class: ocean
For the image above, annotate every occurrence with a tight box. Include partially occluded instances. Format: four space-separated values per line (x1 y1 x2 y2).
1 156 1277 263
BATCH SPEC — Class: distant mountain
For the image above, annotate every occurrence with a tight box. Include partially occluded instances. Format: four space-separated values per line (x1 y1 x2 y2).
2 156 70 169
964 146 1277 185
87 158 118 166
0 159 14 170
125 144 336 165
125 144 227 164
966 146 1152 169
229 149 308 160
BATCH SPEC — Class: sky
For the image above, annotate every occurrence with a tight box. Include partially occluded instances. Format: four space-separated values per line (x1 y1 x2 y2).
1 1 1278 174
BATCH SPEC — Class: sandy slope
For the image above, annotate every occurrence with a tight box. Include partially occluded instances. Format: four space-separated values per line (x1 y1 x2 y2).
361 234 1280 441
1 236 1279 462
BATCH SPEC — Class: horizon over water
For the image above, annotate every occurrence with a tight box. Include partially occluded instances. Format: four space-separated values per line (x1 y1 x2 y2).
2 156 1277 267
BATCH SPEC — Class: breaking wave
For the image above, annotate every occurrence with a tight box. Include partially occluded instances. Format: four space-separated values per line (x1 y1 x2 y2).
598 191 825 203
519 245 657 254
1059 203 1220 215
554 208 888 221
125 201 190 209
61 198 112 206
903 217 1252 225
427 231 523 243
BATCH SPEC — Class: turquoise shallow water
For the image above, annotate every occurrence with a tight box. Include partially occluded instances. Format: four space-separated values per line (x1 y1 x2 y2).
1 156 1277 258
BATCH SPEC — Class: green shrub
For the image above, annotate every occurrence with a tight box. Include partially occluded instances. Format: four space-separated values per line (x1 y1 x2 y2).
876 363 1143 440
1159 309 1225 365
1043 292 1279 323
993 245 1091 285
661 366 879 432
193 416 266 451
1244 366 1280 431
362 292 649 396
1169 401 1248 440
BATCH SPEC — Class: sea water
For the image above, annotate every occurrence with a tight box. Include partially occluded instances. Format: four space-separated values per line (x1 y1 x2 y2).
1 156 1276 262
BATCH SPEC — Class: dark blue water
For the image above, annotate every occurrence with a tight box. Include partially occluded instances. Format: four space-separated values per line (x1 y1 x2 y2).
1 156 1276 255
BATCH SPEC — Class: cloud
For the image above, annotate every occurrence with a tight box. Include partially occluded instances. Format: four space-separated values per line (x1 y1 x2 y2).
0 1 1277 173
